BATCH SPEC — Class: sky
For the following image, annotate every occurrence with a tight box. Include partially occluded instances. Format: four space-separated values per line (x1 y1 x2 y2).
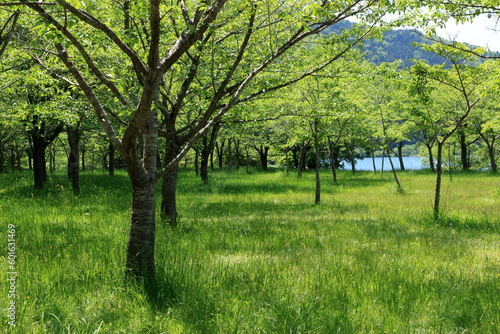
436 15 500 52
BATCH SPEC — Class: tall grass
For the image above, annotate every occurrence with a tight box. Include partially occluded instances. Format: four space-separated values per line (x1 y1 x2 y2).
1 168 498 333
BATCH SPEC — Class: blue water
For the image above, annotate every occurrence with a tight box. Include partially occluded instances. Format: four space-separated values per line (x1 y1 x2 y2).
343 156 424 171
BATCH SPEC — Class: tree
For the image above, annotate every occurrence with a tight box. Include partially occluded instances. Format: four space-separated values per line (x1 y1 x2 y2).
0 9 19 59
409 43 495 218
470 96 500 173
354 61 413 188
155 1 392 225
66 103 90 195
1 57 67 188
324 90 361 182
6 0 405 283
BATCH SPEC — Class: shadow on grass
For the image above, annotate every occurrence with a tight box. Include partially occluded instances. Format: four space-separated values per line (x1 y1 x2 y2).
0 171 131 200
141 271 177 313
147 261 220 334
181 199 369 220
422 212 499 233
178 170 400 196
19 223 112 256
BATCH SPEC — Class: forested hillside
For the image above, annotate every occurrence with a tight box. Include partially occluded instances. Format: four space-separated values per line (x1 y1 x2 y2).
328 20 497 67
362 29 451 67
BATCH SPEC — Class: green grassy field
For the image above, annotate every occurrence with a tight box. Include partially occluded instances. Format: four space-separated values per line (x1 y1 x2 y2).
1 169 499 333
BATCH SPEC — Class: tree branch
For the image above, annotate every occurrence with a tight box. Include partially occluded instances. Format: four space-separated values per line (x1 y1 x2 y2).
0 2 55 6
50 0 148 76
20 0 131 106
55 43 124 155
26 49 78 86
154 0 227 83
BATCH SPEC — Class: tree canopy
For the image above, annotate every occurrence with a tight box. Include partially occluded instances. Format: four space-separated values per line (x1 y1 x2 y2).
1 0 499 283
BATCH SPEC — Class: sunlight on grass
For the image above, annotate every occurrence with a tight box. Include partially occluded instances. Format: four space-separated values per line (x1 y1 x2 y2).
0 169 498 333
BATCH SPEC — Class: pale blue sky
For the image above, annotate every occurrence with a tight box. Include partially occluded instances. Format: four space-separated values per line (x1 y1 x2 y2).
437 15 500 52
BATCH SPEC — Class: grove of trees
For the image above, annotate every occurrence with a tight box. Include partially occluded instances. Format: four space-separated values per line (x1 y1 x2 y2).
1 0 499 283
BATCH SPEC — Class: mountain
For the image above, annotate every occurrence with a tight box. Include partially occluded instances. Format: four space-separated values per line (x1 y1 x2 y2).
323 21 498 68
361 29 450 67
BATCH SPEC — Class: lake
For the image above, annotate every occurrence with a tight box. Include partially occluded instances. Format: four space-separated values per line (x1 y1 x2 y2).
343 156 424 171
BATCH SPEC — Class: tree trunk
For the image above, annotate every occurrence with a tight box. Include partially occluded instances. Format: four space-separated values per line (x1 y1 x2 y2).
32 139 48 190
67 126 81 195
126 179 156 280
313 119 320 204
161 120 179 227
447 142 453 182
488 146 497 174
200 136 210 183
234 138 240 170
0 149 4 173
426 143 435 172
381 151 385 174
210 146 214 171
227 138 233 172
285 150 290 174
216 140 225 169
459 131 469 171
125 108 158 282
49 146 56 173
434 141 444 219
245 146 250 173
346 144 356 174
81 146 86 171
200 125 219 183
371 151 377 173
297 141 309 178
258 146 269 171
194 148 199 176
397 142 405 171
27 149 33 170
10 148 15 171
327 138 338 183
109 143 115 176
486 142 497 174
200 150 209 183
478 132 497 174
386 147 402 190
161 162 178 227
15 148 22 171
30 120 63 189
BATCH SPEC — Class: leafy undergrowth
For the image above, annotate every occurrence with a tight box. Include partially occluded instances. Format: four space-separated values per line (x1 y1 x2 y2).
1 169 498 333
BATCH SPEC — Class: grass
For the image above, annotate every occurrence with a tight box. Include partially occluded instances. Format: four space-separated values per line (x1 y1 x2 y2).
0 168 499 333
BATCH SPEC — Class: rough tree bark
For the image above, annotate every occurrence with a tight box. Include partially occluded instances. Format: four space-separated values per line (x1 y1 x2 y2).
18 0 390 283
30 119 63 190
67 125 81 195
161 121 179 227
125 107 159 281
